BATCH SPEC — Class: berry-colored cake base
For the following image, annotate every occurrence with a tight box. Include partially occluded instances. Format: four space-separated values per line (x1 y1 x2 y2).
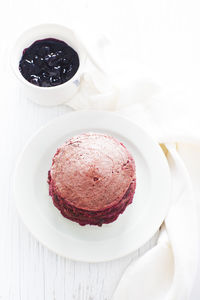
48 133 136 226
48 172 136 226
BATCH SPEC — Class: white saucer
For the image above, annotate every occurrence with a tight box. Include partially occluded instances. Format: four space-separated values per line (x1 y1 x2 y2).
14 111 171 262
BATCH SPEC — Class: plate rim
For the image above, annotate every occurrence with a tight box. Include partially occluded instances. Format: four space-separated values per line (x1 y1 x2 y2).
13 111 171 262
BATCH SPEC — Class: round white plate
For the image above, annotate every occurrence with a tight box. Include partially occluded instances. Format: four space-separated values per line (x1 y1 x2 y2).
14 111 171 262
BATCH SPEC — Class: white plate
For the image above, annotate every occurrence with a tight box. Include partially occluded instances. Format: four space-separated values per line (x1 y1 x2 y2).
14 111 171 262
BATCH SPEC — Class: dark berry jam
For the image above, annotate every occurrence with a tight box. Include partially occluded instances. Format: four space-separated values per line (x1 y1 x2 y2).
19 38 79 87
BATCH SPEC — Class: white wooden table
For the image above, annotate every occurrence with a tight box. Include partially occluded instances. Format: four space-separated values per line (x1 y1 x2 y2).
1 80 159 300
1 0 200 299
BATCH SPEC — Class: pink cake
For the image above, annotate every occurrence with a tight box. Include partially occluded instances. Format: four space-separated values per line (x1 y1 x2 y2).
48 132 136 226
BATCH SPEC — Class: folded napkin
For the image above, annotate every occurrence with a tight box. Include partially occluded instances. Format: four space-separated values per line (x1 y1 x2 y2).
65 32 199 299
112 143 198 300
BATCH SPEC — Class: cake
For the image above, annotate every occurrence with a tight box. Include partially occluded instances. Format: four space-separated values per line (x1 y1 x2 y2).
48 132 136 226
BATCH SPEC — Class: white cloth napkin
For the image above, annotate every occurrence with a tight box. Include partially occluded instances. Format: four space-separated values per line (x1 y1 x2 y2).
65 33 200 300
112 144 199 300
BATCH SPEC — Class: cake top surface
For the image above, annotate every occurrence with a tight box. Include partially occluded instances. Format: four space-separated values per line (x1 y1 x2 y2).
50 132 136 211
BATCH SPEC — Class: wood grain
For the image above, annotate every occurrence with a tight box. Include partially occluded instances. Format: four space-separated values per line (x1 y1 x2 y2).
0 50 156 300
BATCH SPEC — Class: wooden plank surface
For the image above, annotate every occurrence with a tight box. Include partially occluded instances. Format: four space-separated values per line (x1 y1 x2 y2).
1 0 200 298
0 74 156 299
